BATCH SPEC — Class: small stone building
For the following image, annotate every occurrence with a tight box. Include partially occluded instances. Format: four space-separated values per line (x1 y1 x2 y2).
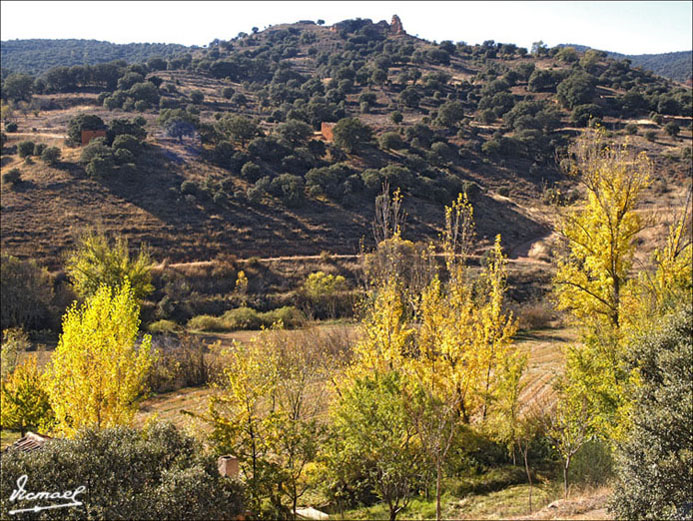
81 129 107 146
320 122 336 142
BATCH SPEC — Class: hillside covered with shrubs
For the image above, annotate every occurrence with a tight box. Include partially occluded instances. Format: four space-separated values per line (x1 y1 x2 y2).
1 16 691 267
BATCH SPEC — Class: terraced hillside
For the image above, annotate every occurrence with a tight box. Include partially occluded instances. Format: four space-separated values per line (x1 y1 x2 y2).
1 17 691 270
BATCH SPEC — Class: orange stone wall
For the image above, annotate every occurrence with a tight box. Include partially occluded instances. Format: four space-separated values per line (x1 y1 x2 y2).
320 122 336 141
81 129 107 146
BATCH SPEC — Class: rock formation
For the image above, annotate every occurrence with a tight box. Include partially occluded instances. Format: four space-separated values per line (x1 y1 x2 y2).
390 14 405 35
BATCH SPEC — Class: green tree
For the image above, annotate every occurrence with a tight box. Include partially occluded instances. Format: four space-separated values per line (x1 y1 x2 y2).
609 309 692 520
217 114 260 147
399 87 421 108
127 81 159 106
379 131 406 150
65 230 154 301
17 140 35 158
40 145 61 165
329 370 422 521
276 120 313 147
556 46 579 63
2 73 34 102
557 72 596 109
436 100 465 128
0 356 54 436
46 280 153 436
332 117 372 153
165 119 196 143
0 254 53 330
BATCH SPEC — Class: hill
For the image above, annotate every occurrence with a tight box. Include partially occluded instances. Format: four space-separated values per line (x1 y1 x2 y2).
0 39 191 77
560 44 692 83
1 17 691 272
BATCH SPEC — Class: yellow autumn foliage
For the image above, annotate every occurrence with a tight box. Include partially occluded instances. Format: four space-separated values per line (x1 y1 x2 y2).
46 279 153 436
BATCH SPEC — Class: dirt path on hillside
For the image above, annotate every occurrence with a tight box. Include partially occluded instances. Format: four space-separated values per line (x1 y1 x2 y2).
8 132 67 139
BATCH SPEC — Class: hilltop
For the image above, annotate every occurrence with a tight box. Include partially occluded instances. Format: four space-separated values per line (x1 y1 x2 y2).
1 16 691 271
559 44 692 84
0 39 191 77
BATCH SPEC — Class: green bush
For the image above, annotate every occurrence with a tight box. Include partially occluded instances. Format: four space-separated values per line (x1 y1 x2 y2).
664 121 680 137
264 306 305 328
220 306 306 330
32 143 46 156
0 423 245 520
481 139 501 155
624 123 638 135
2 168 21 185
269 174 305 208
610 309 693 521
379 131 406 150
79 137 111 164
187 314 229 332
40 146 61 165
240 161 262 181
5 122 18 133
86 155 116 178
190 90 204 104
114 148 135 165
147 319 182 335
112 134 141 155
222 306 264 330
645 130 657 142
17 140 35 158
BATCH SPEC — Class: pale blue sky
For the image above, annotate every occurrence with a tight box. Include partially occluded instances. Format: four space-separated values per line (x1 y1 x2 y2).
1 1 691 55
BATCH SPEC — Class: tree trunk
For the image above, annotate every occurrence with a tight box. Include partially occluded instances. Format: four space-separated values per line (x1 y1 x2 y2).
523 447 533 513
563 456 570 499
436 461 442 521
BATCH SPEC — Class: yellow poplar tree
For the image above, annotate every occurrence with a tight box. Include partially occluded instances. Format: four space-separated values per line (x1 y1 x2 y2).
47 280 153 436
553 128 652 444
629 192 692 330
554 129 651 335
477 235 519 420
351 276 414 375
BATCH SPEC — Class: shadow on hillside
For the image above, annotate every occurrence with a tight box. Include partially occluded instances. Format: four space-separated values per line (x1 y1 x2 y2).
93 145 374 259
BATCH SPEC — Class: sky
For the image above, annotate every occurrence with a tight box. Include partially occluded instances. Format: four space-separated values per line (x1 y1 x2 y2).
1 1 691 55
